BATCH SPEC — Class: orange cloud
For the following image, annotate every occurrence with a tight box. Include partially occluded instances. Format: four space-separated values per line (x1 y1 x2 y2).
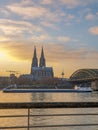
86 13 94 20
7 5 47 19
89 26 98 35
0 41 97 62
0 36 11 42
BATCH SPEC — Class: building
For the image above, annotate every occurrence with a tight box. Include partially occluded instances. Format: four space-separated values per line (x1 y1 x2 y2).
31 46 54 80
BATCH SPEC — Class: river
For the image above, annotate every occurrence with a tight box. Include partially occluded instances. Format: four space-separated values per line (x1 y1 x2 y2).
0 91 98 130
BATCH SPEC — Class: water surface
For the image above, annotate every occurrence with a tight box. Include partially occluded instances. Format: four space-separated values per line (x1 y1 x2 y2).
0 91 98 130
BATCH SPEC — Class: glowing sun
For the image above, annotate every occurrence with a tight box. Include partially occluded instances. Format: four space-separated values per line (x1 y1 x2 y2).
0 50 9 60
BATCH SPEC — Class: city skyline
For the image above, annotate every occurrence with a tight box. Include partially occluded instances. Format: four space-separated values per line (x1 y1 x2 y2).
0 0 98 77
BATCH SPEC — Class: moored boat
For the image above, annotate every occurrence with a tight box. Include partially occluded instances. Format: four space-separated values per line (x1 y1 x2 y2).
3 86 92 93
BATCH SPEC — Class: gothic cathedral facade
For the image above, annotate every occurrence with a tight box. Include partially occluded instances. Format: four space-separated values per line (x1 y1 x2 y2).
31 46 54 80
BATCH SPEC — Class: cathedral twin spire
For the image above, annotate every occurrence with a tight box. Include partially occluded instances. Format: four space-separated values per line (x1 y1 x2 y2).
39 47 46 67
32 46 46 68
32 46 38 67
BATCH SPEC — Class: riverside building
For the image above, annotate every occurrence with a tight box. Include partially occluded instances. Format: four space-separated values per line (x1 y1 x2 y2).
30 46 54 80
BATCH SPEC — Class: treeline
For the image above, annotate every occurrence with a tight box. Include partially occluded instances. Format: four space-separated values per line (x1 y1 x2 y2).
0 76 73 89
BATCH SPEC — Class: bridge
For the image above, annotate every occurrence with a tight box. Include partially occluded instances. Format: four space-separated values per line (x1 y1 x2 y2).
69 69 98 90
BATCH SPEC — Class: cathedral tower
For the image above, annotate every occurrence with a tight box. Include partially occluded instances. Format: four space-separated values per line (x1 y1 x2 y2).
39 47 46 67
31 46 53 79
31 46 38 67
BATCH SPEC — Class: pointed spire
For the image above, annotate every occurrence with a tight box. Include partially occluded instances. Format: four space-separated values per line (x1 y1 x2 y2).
34 46 37 58
31 46 38 67
39 46 46 67
41 46 44 58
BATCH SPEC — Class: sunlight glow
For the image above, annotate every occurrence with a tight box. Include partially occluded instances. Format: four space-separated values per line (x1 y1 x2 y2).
0 50 18 63
0 51 8 59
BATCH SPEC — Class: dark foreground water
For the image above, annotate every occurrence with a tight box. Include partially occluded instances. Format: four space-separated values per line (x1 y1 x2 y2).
0 91 98 130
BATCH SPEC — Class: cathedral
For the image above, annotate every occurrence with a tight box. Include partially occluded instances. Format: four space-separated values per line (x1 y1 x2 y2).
31 46 54 80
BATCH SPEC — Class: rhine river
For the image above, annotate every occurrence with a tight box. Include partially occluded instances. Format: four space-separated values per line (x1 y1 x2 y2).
0 91 98 130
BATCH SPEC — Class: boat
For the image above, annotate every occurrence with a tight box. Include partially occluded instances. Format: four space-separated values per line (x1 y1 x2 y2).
3 86 92 93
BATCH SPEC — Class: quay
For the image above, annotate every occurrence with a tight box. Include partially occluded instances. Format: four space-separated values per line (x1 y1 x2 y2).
0 102 98 129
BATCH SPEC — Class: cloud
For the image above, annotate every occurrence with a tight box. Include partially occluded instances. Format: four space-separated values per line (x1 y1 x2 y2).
89 26 98 35
7 5 47 19
46 44 88 61
0 36 11 42
31 34 51 42
19 0 34 6
85 12 98 21
6 1 65 23
88 50 98 59
60 0 85 8
58 36 70 42
85 13 94 20
67 14 75 20
0 19 43 40
41 0 52 5
96 12 98 15
0 42 33 61
0 42 89 62
6 1 58 21
40 21 56 29
0 7 10 16
60 0 98 9
45 44 98 65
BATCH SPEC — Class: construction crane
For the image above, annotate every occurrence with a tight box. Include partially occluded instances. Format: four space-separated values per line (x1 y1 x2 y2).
6 70 20 75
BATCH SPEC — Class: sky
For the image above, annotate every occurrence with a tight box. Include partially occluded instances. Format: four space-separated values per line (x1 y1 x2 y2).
0 0 98 78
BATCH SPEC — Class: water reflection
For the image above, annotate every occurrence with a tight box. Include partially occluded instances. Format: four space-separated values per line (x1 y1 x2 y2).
30 108 98 130
0 91 98 130
0 91 98 102
31 93 52 102
30 92 98 102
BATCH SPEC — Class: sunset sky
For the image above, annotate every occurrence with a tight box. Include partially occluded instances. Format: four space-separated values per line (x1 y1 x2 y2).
0 0 98 78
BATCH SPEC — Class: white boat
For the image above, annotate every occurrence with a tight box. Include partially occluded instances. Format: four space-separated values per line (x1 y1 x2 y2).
74 85 92 92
